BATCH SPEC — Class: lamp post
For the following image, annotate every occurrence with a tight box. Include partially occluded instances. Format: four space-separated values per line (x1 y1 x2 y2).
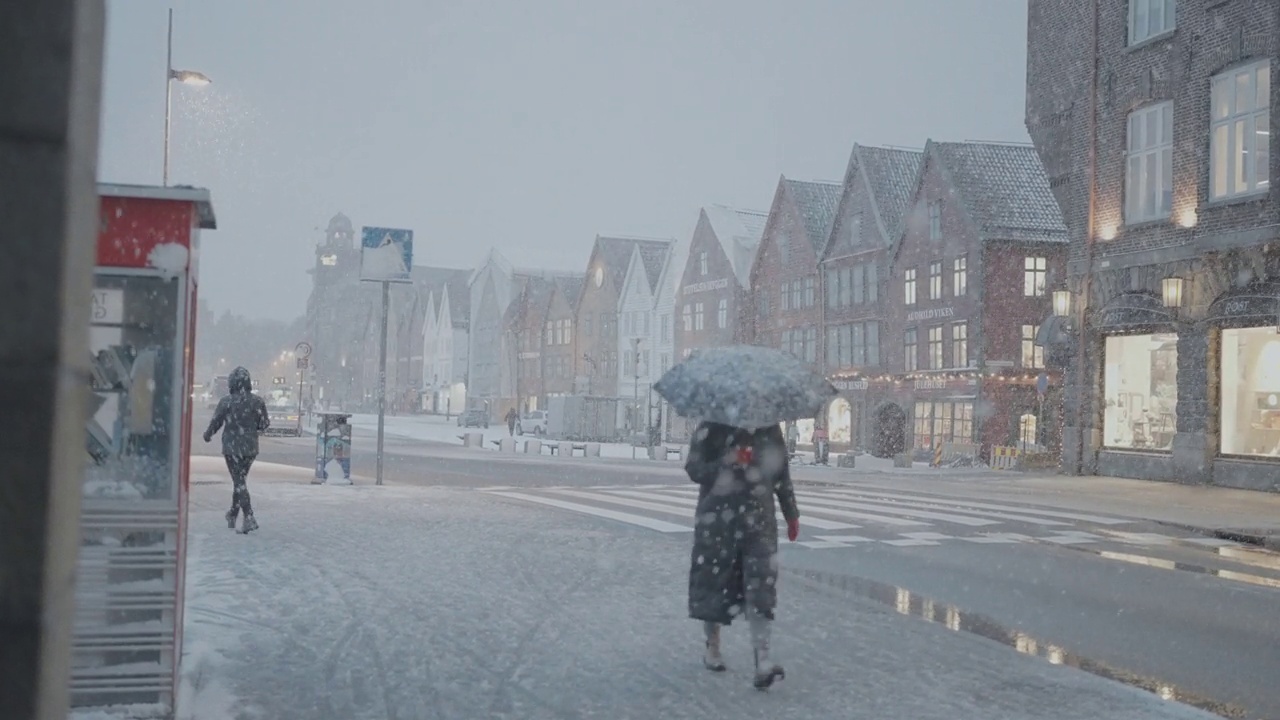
163 8 211 186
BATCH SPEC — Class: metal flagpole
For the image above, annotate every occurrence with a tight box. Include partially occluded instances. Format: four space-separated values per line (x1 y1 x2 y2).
376 280 390 485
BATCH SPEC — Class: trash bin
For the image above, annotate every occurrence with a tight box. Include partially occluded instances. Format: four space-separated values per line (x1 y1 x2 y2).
315 412 353 483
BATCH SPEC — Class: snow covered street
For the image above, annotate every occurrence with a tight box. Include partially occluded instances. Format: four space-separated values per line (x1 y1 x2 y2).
177 457 1218 720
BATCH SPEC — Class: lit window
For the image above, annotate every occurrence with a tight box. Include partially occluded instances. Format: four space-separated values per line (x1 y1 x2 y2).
694 302 704 331
1128 0 1175 45
1103 333 1178 450
928 326 944 370
929 261 943 300
952 322 968 368
904 268 917 306
682 304 692 332
1219 327 1280 456
1210 60 1271 200
1021 324 1044 369
1024 257 1048 297
1125 101 1173 223
953 256 967 297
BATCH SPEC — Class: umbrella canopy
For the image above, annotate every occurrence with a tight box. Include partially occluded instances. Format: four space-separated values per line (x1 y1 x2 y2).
654 345 837 430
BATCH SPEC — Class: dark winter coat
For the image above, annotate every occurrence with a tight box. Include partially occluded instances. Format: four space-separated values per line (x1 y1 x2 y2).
204 366 269 458
686 421 799 625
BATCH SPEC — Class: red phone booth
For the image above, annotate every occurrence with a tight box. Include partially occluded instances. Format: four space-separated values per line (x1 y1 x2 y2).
71 183 216 715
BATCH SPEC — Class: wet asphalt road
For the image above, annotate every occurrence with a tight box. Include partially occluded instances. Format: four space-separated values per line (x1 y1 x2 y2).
192 410 1280 718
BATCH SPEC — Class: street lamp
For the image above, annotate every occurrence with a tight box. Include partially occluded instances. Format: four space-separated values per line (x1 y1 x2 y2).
163 8 211 186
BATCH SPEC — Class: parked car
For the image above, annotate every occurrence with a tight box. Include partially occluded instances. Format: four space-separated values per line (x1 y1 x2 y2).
517 410 548 436
457 408 489 428
263 398 302 437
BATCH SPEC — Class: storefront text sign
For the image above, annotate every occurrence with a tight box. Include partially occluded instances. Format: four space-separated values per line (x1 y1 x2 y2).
906 307 956 322
832 378 869 391
913 376 978 391
682 277 730 295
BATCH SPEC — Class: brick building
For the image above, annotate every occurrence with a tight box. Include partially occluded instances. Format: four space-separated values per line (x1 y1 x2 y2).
818 145 922 452
669 204 767 440
1026 0 1280 489
674 205 768 359
541 275 584 403
503 276 557 414
881 140 1067 460
748 176 841 442
575 235 671 396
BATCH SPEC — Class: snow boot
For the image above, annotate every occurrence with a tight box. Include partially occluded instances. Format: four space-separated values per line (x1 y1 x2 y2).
752 648 785 690
703 624 726 672
238 513 259 534
224 509 237 529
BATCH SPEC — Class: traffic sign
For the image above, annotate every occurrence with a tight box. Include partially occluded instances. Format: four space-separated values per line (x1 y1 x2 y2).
297 357 309 369
295 342 312 359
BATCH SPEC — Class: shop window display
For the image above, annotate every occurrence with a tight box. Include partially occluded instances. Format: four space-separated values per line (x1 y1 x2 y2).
1102 333 1178 450
828 397 852 444
912 400 974 450
1220 326 1280 457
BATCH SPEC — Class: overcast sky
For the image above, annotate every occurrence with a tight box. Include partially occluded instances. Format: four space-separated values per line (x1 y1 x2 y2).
99 0 1030 321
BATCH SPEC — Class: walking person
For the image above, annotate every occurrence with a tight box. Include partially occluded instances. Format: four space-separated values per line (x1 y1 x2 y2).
685 421 800 690
506 407 519 436
203 366 269 534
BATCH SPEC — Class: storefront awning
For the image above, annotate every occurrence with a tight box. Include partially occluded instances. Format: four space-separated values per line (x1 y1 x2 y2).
1204 281 1280 327
1093 291 1177 333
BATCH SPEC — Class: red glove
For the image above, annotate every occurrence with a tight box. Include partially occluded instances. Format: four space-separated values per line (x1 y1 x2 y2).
786 518 800 542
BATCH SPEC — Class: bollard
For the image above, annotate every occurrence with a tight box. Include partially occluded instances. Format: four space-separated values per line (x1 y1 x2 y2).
525 438 542 454
557 441 573 456
584 442 601 458
932 444 943 468
464 432 484 448
837 453 856 469
499 437 516 453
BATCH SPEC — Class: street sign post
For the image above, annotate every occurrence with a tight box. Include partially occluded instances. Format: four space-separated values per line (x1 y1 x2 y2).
360 227 414 485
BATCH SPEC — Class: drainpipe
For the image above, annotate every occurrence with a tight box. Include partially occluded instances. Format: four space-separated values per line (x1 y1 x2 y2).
1072 0 1102 475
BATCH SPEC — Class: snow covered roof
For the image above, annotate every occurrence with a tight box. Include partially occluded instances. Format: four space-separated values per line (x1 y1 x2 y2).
782 179 842 252
554 275 585 307
930 141 1067 243
637 241 674 294
855 145 923 242
593 235 673 290
702 204 768 286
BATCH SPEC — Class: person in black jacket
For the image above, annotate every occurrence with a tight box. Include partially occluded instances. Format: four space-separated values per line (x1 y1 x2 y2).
203 366 269 533
685 421 801 690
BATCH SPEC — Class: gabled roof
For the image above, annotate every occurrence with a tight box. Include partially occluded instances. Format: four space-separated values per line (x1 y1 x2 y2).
782 179 842 252
592 235 674 290
553 274 585 308
855 145 923 246
702 204 768 286
928 141 1067 243
440 269 472 326
636 241 674 294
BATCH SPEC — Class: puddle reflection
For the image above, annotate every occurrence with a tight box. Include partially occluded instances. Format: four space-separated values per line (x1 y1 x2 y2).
785 567 1251 719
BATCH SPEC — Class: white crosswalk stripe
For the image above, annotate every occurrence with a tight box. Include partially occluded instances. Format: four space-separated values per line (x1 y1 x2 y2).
477 483 1206 551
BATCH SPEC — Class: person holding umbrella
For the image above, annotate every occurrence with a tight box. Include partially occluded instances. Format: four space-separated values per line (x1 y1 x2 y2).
685 420 800 689
654 345 834 690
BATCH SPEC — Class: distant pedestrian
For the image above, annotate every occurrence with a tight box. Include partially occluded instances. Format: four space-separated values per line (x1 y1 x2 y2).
685 421 800 690
506 407 519 436
203 366 269 534
786 423 798 456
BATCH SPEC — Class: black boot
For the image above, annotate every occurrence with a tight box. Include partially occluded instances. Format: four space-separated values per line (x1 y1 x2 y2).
752 648 785 690
225 509 237 529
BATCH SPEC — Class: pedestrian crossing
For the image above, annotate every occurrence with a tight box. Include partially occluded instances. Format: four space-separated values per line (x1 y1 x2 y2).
477 483 1239 552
